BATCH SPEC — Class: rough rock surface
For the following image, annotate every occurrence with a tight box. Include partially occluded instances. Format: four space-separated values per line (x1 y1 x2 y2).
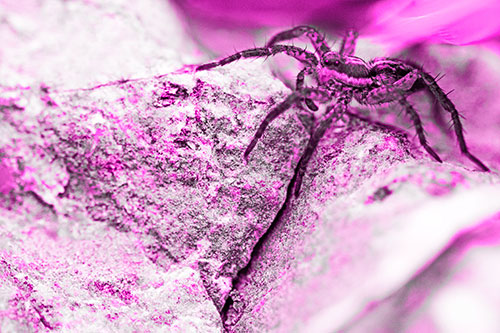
0 62 310 331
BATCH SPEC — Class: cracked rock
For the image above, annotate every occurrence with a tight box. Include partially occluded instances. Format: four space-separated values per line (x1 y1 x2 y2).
0 60 311 331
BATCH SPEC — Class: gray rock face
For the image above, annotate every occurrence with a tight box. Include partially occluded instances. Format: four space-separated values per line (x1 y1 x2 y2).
44 66 306 310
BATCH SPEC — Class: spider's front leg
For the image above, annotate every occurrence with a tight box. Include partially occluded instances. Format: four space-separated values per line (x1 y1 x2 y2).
294 90 353 197
244 87 331 161
196 45 318 72
418 70 490 171
266 25 331 56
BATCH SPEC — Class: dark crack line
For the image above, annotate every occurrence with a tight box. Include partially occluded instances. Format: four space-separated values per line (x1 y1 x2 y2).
218 112 395 329
27 190 57 216
220 159 302 330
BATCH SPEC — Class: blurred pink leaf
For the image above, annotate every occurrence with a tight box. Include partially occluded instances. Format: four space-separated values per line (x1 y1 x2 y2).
365 0 500 48
174 0 500 53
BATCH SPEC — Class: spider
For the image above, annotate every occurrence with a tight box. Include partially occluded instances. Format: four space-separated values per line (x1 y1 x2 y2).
196 26 490 197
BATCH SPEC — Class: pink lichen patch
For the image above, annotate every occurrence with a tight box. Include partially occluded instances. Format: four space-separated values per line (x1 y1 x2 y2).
401 167 471 197
40 84 58 107
425 179 458 196
0 162 14 194
151 309 176 326
89 280 138 306
379 136 407 159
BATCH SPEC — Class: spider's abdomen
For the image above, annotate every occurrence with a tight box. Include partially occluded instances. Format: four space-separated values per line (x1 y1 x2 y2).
369 59 417 85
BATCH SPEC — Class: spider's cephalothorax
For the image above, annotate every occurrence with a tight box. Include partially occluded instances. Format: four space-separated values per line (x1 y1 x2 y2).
196 26 490 197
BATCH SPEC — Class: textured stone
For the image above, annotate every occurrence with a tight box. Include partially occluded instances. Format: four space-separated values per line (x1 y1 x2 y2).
0 61 308 331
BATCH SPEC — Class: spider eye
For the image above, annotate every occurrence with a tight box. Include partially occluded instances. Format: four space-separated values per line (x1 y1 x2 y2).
325 58 341 67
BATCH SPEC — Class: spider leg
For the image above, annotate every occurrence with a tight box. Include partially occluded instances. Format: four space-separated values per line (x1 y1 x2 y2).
196 45 318 71
244 87 331 161
361 70 443 163
339 29 359 56
399 98 443 162
265 25 331 56
296 67 320 111
418 71 490 171
294 91 352 197
427 90 450 135
365 70 419 104
427 73 450 132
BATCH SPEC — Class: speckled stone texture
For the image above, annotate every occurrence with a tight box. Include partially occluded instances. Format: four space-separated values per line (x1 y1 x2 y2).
0 62 310 331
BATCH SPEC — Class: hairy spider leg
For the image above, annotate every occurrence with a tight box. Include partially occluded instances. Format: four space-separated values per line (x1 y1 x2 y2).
339 30 359 56
294 91 352 197
426 90 450 135
196 45 318 72
369 60 487 171
360 70 444 162
368 59 447 134
296 67 320 111
244 87 332 161
425 73 452 135
265 25 331 56
399 98 443 162
418 71 490 171
365 70 419 104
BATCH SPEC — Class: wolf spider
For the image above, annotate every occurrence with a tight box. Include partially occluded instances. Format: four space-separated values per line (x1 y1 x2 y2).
196 26 489 197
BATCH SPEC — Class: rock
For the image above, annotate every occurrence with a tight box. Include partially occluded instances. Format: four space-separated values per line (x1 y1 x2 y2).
0 61 310 331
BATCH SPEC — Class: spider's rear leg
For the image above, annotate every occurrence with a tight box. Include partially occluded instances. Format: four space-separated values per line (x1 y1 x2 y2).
419 71 490 171
428 91 450 135
244 87 331 161
365 70 443 163
411 75 452 136
196 45 318 72
399 99 443 163
266 25 331 56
